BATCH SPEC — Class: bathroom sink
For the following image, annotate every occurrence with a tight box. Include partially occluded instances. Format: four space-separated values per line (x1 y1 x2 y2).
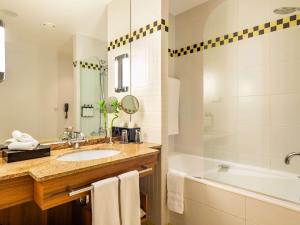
56 149 120 162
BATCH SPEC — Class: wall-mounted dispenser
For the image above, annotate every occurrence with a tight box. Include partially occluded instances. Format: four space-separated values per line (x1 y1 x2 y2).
114 53 129 93
0 20 5 82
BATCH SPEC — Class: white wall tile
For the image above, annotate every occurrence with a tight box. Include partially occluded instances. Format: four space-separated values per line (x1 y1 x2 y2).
270 126 300 158
237 36 269 69
131 32 162 144
238 65 268 96
237 96 270 125
182 199 245 225
246 198 300 225
268 60 300 95
184 179 246 218
235 125 270 156
270 94 300 126
269 28 300 64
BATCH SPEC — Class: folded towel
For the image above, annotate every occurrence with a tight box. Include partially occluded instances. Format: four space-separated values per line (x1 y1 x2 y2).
118 171 140 225
92 177 120 225
6 130 39 150
8 141 39 150
12 130 36 143
4 138 17 145
167 170 185 214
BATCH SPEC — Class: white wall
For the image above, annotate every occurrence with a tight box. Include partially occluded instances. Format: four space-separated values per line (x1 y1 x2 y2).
0 28 73 142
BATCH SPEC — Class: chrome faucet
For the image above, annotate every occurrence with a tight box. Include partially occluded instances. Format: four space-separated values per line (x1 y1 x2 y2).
61 128 87 149
284 152 300 165
68 132 87 149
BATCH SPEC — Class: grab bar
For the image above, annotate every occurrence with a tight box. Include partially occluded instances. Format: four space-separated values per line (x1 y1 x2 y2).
68 167 153 197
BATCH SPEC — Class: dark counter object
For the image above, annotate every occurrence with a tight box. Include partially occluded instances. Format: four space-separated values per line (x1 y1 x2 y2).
2 145 51 163
112 127 141 142
0 145 7 150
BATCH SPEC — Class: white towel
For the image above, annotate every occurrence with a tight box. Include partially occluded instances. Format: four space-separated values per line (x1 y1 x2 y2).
12 130 36 143
8 141 39 150
92 177 120 225
7 130 39 150
118 171 140 225
167 170 185 214
4 138 17 145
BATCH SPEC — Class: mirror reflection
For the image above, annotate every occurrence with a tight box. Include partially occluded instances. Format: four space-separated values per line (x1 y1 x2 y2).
0 0 131 143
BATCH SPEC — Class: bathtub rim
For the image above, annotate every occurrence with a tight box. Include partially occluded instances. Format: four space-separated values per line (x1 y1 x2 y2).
169 152 300 213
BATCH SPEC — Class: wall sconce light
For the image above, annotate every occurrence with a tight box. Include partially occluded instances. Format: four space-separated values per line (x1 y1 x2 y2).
114 53 129 93
0 20 5 82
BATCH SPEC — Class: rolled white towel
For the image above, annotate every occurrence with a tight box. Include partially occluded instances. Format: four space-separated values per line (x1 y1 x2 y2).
12 130 37 143
4 138 18 146
8 141 39 151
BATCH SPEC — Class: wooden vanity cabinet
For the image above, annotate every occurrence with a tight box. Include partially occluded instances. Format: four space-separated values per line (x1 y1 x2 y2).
0 149 159 225
34 153 158 210
0 176 33 210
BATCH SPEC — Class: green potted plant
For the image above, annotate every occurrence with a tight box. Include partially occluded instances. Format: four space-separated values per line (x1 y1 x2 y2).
98 97 121 142
110 98 120 131
98 99 108 137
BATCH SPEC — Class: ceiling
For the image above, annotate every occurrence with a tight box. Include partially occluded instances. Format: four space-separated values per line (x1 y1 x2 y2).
170 0 209 15
0 0 112 52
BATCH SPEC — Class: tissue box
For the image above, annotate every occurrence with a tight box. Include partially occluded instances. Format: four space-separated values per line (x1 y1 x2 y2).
2 145 51 163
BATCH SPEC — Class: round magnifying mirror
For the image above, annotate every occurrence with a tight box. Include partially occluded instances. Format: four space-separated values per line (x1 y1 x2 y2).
106 96 118 113
121 95 139 114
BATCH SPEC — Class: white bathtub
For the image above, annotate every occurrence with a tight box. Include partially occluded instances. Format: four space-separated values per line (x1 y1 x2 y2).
169 152 300 211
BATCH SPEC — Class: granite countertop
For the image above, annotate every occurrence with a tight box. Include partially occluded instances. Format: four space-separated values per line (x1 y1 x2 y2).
0 142 160 182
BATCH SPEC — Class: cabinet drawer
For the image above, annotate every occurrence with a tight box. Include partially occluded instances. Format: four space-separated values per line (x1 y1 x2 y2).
34 153 158 210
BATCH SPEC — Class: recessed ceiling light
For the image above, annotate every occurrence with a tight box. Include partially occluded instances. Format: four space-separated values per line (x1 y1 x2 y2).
43 22 56 29
0 9 18 17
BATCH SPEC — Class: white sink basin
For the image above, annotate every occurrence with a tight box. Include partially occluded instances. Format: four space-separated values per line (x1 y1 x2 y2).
57 149 120 162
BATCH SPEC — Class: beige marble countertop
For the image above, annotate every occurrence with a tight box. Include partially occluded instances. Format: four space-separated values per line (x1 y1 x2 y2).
0 142 160 182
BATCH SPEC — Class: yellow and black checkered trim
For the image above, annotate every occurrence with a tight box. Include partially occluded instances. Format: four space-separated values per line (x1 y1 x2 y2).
73 61 103 71
108 19 168 51
168 48 175 57
172 13 300 57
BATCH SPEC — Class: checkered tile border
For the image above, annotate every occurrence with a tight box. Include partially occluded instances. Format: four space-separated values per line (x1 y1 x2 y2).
170 13 300 58
108 19 169 51
73 61 103 71
168 48 175 57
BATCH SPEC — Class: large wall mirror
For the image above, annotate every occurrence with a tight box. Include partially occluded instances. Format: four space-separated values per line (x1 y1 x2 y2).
0 0 131 143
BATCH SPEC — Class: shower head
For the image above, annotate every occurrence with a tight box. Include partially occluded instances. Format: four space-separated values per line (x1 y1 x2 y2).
273 7 300 15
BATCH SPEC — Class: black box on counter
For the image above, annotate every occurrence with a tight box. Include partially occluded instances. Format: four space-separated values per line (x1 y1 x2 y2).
2 145 51 163
112 127 141 142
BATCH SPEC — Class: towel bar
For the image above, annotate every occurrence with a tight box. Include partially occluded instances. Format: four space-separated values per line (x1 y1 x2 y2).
68 167 153 197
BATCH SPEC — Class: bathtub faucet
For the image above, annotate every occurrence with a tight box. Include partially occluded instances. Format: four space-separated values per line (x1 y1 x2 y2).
284 152 300 165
